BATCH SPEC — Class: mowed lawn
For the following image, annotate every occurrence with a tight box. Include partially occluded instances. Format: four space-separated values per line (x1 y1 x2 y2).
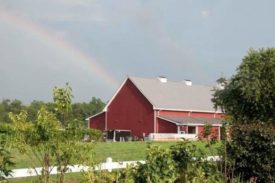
11 141 221 169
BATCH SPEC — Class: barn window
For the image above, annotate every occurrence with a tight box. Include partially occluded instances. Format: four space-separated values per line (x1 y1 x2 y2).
188 126 196 134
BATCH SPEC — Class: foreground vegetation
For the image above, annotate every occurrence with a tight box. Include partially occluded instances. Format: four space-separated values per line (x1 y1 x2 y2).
9 173 82 183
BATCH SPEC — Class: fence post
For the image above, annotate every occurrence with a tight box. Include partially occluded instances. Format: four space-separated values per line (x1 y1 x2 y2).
106 157 113 172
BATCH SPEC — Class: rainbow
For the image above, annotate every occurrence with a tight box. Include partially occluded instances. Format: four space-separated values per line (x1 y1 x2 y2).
0 9 119 88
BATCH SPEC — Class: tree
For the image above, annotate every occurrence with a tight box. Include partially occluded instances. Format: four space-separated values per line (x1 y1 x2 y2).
227 123 275 182
213 48 275 182
27 100 47 121
0 125 14 181
72 97 105 124
213 48 275 123
0 96 105 127
53 83 73 127
9 84 101 183
0 99 26 124
9 109 59 182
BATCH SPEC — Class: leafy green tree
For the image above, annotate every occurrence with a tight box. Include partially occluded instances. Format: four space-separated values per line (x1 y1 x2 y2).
72 97 105 125
213 48 275 123
0 99 26 124
227 124 275 182
88 97 106 115
27 100 47 121
53 83 73 127
9 109 59 182
213 48 275 182
0 96 105 127
8 84 101 183
0 127 14 181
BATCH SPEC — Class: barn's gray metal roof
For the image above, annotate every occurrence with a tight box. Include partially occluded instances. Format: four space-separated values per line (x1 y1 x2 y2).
129 76 221 113
158 116 222 126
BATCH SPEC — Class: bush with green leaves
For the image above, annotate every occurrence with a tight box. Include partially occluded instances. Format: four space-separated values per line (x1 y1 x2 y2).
120 142 225 183
118 145 177 183
171 142 222 183
81 168 117 183
226 123 275 182
131 145 177 183
0 134 14 181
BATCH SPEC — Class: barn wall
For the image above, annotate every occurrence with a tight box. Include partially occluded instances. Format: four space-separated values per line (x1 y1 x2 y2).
157 118 177 133
159 110 222 119
159 110 189 117
89 112 105 131
107 79 154 138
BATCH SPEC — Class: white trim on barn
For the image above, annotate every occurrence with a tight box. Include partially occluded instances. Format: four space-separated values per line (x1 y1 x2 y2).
158 116 181 125
157 116 222 127
103 78 128 112
154 108 222 114
154 110 157 133
87 119 90 128
103 77 157 112
86 111 105 120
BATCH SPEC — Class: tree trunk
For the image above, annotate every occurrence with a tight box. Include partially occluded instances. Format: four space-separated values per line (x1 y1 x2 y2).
59 168 65 183
42 153 50 183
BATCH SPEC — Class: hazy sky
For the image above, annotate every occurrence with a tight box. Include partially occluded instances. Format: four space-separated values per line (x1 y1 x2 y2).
1 0 275 103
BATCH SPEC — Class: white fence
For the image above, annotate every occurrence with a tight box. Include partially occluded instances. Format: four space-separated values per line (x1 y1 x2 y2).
7 156 220 179
7 158 145 179
148 133 198 141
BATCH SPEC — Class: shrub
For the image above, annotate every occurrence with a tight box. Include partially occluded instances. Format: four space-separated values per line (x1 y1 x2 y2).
171 142 222 183
81 169 117 183
121 145 177 183
0 129 14 181
227 123 275 182
120 142 225 183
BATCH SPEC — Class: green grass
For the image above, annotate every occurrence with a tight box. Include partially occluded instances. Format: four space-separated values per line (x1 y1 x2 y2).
11 149 39 169
11 141 221 169
92 141 177 163
93 141 221 162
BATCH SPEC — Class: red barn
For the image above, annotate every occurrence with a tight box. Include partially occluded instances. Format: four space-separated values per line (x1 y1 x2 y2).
87 76 223 141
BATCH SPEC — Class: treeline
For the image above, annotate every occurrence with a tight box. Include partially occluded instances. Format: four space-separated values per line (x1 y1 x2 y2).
0 97 105 125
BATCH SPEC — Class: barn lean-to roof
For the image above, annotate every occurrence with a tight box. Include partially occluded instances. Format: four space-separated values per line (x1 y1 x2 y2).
158 116 222 126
